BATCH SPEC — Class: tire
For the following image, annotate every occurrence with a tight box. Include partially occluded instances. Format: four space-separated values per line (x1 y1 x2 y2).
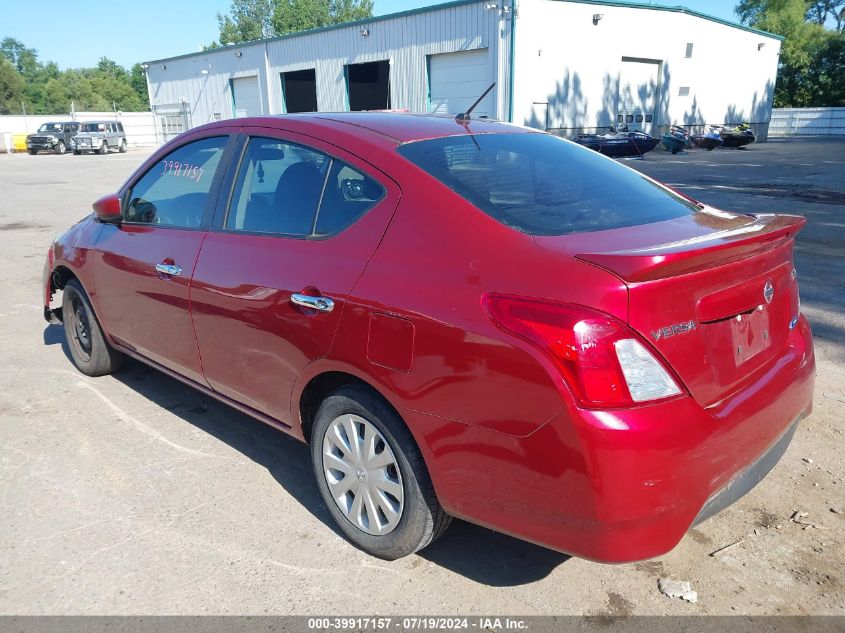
72 150 81 155
55 140 66 155
311 385 451 560
28 149 37 155
119 139 127 153
61 279 124 376
99 141 108 155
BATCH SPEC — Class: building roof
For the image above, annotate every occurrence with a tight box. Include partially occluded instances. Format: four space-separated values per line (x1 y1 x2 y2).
144 0 783 65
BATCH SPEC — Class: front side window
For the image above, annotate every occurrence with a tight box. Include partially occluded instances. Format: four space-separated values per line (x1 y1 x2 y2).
124 136 228 228
226 137 385 237
396 133 698 236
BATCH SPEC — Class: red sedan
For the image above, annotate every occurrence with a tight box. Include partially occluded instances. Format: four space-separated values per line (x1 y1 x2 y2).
42 113 815 562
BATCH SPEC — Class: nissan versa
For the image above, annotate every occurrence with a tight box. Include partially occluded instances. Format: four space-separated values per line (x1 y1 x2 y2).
42 113 815 562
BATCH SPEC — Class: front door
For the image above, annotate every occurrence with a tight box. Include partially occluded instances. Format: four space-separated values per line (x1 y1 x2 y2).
92 135 231 384
190 130 399 424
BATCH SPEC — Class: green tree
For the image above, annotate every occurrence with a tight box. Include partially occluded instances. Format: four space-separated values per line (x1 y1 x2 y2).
130 63 150 108
0 57 24 114
0 37 39 76
736 0 844 106
218 0 273 44
806 0 844 30
214 0 373 44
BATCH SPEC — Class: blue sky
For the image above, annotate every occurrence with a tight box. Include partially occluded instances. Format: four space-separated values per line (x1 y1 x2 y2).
1 0 739 70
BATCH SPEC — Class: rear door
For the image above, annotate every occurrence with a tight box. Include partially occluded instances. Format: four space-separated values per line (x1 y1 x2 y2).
190 128 400 423
92 133 235 384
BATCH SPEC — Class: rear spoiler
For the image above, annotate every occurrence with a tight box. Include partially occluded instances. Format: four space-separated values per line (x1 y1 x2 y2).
576 214 806 283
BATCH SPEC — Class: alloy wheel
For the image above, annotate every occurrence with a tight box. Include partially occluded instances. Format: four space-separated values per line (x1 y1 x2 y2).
322 414 404 536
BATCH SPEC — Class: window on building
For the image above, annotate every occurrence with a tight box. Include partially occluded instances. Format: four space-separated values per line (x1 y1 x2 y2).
685 43 694 58
125 136 228 228
678 87 690 96
346 60 391 111
282 69 318 113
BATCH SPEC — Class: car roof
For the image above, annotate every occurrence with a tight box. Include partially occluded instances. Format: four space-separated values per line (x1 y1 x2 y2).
203 112 535 145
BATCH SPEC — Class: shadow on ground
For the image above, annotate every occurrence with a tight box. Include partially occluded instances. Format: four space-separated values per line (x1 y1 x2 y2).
42 324 570 586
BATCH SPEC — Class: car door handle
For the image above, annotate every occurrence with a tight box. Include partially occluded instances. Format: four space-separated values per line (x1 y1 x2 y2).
155 263 182 276
291 293 335 313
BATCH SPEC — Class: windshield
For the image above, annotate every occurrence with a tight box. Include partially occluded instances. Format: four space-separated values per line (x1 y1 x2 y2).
396 133 699 236
37 123 63 133
80 123 105 132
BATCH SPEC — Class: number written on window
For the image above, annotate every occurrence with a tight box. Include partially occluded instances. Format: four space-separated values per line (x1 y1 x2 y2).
160 160 204 183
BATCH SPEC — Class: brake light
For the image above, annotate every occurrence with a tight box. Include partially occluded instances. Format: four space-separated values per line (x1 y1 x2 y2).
482 294 682 407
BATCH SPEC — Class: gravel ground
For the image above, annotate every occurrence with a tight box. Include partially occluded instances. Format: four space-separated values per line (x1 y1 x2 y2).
0 138 842 616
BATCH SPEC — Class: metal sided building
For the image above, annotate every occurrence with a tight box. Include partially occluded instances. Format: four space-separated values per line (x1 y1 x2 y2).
144 0 783 142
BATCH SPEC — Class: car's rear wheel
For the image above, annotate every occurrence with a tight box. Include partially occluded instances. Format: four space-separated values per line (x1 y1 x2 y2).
99 141 108 155
119 139 127 153
55 140 66 155
72 149 81 155
61 279 124 376
28 149 37 155
311 385 451 560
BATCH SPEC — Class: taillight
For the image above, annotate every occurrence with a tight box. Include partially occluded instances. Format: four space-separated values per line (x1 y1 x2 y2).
482 294 682 408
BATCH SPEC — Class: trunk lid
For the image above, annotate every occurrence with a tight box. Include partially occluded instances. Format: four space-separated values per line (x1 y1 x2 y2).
534 209 804 407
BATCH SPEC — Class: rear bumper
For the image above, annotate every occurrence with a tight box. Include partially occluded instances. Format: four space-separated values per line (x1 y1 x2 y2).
409 315 815 562
692 416 799 526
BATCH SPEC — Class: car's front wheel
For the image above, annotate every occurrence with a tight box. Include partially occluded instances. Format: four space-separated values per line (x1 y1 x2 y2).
311 385 451 560
61 279 124 376
99 141 108 155
55 140 66 155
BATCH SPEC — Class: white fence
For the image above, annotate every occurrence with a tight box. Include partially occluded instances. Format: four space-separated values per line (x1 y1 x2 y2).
0 111 158 152
769 107 845 137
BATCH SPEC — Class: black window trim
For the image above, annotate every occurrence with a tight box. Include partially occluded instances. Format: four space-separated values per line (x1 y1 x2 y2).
213 133 388 241
120 133 238 232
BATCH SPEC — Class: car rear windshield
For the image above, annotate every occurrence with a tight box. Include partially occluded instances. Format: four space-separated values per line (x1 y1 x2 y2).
396 133 698 236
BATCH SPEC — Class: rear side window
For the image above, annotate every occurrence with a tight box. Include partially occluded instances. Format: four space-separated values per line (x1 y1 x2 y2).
125 136 228 228
315 161 385 236
225 136 385 237
396 133 697 236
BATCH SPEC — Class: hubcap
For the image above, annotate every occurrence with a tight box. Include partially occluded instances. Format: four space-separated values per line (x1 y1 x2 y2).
322 414 404 536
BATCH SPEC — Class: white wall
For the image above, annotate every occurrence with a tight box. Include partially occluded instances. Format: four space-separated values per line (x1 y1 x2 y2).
0 111 157 151
144 0 512 126
769 107 845 136
514 0 781 137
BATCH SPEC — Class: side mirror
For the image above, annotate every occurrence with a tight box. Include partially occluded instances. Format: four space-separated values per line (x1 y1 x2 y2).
92 193 122 224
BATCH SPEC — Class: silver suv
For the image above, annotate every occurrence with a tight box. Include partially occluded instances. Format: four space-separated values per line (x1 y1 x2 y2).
71 121 127 155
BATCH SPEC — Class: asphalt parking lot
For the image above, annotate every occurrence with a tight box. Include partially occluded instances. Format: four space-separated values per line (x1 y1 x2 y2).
1 138 843 616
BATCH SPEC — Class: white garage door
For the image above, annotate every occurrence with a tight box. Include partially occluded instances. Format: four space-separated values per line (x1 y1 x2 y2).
232 76 262 118
428 48 493 118
618 60 660 133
